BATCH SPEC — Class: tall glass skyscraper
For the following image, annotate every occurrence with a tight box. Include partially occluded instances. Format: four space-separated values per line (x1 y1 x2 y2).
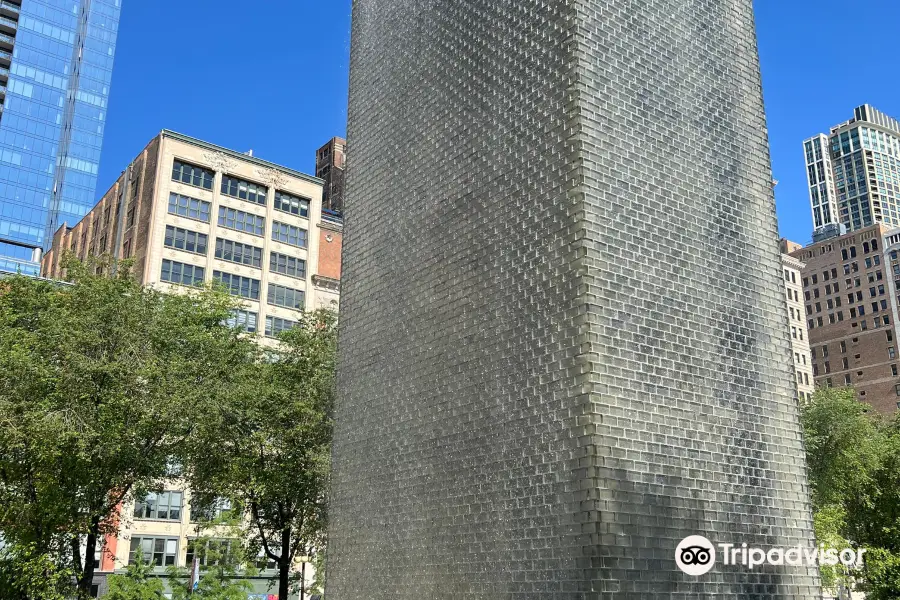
0 0 121 275
805 104 900 242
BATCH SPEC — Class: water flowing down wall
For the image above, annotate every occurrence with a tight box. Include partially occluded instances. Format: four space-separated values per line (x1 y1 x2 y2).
329 1 821 598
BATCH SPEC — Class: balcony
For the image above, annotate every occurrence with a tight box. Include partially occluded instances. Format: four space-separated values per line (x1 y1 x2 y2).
0 32 13 50
0 49 9 66
0 15 15 34
0 66 8 82
0 1 19 19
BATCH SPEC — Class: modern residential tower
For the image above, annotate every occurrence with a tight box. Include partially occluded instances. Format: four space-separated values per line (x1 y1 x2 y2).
805 105 900 242
0 0 121 276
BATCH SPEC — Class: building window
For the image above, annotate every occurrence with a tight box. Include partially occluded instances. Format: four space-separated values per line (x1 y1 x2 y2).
255 544 281 571
164 225 208 255
134 491 183 521
226 309 258 334
265 316 297 338
890 347 896 360
271 221 308 248
215 238 263 268
217 206 265 236
267 283 305 310
213 271 261 300
161 260 205 286
191 497 235 523
845 374 852 385
270 252 306 279
129 537 178 567
172 160 214 190
168 193 211 222
221 175 268 205
186 539 236 567
126 204 136 228
273 191 310 218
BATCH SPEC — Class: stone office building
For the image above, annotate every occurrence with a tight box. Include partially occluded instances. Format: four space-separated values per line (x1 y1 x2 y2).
781 241 815 401
789 223 900 413
41 130 341 331
40 130 342 597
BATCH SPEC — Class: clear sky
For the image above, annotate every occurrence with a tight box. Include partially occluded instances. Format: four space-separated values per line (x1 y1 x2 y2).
98 0 900 246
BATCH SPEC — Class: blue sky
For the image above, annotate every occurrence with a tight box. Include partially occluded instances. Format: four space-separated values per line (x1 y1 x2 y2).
98 0 900 246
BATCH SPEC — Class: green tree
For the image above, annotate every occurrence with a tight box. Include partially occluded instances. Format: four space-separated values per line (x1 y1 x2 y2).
0 258 255 599
0 541 74 600
105 549 166 600
167 535 254 600
184 310 337 600
801 387 900 598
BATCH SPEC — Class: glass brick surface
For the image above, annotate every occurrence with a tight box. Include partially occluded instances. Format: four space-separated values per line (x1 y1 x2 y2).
0 0 121 274
330 1 821 598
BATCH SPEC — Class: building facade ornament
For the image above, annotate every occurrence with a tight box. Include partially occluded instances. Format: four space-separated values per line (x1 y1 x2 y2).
202 151 237 173
255 167 290 189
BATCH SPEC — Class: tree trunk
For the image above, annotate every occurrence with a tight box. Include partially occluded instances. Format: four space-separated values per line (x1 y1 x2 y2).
75 520 100 599
278 528 292 600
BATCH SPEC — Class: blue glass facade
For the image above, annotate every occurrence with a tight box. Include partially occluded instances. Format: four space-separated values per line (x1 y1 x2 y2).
0 0 120 275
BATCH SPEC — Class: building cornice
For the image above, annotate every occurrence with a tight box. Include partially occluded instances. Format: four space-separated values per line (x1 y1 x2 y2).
161 130 324 186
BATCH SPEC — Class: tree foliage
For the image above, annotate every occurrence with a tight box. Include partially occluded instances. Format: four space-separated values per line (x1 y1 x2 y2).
0 259 254 599
167 534 255 600
105 550 166 600
801 387 900 599
183 310 337 600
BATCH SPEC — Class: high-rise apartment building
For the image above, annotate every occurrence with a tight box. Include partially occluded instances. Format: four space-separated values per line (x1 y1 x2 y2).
789 224 900 413
805 105 900 241
42 130 340 331
781 240 814 401
0 0 121 276
315 137 344 215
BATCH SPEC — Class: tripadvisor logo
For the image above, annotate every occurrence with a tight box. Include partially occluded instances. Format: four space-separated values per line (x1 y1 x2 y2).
675 535 866 576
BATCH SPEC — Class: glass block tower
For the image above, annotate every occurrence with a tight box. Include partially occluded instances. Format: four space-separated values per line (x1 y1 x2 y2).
0 0 121 275
331 1 821 598
805 105 900 242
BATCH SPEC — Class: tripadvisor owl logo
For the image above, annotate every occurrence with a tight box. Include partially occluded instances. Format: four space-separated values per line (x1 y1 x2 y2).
676 535 716 576
675 535 867 576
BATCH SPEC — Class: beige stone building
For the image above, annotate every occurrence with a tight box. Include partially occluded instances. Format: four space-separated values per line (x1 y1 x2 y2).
780 242 814 401
41 130 342 597
42 130 339 334
789 223 900 413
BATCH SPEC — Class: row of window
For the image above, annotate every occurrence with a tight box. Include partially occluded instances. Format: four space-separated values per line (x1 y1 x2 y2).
813 361 898 379
129 536 279 571
173 161 310 217
163 227 307 280
808 312 891 330
162 262 304 314
225 310 298 338
168 193 308 247
804 256 882 290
